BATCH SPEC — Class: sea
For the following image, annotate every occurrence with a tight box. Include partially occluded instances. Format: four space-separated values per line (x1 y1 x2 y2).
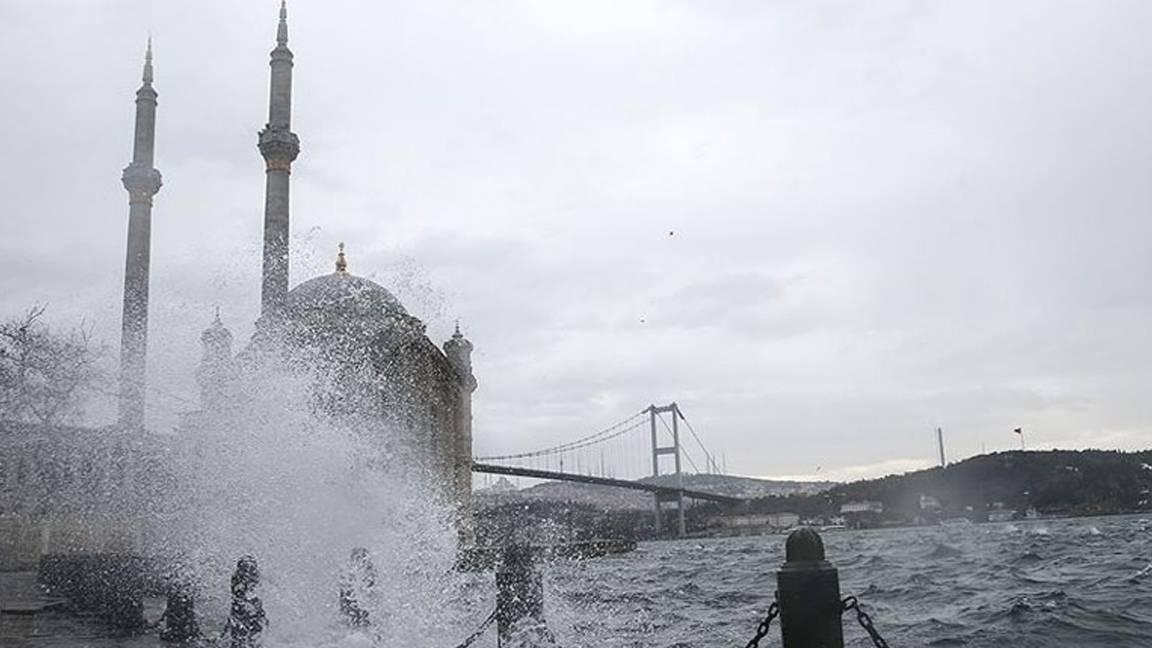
10 515 1152 647
541 514 1152 647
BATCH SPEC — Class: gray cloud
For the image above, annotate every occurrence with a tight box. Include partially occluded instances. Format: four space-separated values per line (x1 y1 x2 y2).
2 1 1151 479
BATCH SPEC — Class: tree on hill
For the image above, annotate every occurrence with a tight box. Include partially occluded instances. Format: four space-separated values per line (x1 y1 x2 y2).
0 305 107 426
822 450 1152 519
713 450 1152 530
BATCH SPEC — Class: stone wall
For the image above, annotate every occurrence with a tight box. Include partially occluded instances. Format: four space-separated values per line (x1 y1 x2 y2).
0 423 168 569
0 517 147 571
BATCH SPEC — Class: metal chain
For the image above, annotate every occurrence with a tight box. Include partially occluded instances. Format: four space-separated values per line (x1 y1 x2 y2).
453 607 498 648
743 601 780 648
841 596 891 648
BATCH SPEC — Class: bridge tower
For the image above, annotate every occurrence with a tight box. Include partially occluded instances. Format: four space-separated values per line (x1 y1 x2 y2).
649 403 686 538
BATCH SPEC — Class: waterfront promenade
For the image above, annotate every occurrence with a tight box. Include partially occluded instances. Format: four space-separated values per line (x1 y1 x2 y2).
1 572 161 648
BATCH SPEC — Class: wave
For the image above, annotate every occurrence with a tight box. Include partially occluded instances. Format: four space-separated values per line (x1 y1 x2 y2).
927 543 963 559
1127 561 1152 582
543 515 1152 647
1013 551 1044 564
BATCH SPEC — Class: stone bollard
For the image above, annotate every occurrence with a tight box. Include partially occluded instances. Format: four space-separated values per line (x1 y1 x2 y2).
777 528 844 648
339 547 377 628
226 556 266 648
496 543 552 646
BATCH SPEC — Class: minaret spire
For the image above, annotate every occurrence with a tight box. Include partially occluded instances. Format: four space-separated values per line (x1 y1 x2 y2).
118 38 163 428
277 0 288 46
143 36 153 85
258 0 300 318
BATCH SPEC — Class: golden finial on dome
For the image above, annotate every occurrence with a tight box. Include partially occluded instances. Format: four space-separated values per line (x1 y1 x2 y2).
335 242 348 274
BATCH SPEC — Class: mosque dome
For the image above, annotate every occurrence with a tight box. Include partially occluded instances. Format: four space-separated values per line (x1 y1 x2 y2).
284 243 408 318
287 273 407 317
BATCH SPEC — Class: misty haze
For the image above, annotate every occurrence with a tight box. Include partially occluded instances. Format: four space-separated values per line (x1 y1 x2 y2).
2 2 1151 647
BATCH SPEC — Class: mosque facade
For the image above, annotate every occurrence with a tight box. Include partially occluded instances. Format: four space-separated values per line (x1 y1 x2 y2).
189 2 477 529
0 2 476 566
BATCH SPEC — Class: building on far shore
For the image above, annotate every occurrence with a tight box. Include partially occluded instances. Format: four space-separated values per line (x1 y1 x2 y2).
710 511 801 536
840 500 884 529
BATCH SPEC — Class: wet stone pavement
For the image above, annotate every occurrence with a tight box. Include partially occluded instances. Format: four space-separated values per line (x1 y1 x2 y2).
0 572 163 648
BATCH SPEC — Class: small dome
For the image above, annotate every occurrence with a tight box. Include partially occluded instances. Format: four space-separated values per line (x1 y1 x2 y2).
444 322 473 353
201 311 232 344
287 272 407 317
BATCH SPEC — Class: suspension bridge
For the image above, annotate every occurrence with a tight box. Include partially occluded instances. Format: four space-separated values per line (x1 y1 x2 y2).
473 403 739 537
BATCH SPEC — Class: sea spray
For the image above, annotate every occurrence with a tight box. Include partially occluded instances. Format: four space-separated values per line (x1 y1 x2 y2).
166 364 473 647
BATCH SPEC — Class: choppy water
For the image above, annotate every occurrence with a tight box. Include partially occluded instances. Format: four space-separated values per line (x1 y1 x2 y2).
539 515 1152 647
14 515 1152 647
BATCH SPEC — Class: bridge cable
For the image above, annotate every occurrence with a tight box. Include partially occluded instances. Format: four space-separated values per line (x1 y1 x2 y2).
474 411 647 461
657 413 702 474
677 410 720 474
476 412 644 461
521 418 647 457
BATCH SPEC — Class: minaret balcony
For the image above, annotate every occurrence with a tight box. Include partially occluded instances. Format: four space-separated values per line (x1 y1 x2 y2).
121 164 162 200
258 126 300 168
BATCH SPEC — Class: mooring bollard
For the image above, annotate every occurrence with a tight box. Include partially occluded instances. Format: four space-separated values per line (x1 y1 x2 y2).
226 556 266 648
777 528 844 648
339 547 377 628
496 543 548 645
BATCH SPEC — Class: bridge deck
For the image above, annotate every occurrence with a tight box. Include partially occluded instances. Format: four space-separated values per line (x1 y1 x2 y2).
471 462 742 504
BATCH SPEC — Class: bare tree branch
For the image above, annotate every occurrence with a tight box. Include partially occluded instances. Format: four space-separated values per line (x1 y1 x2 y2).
0 305 107 427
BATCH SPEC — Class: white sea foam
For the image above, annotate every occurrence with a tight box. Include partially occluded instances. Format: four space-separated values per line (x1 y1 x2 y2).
163 366 482 647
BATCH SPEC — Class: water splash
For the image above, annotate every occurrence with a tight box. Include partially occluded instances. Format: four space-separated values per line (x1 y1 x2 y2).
161 365 475 647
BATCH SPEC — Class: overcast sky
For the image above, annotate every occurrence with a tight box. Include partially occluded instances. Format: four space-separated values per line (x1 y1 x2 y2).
2 1 1150 481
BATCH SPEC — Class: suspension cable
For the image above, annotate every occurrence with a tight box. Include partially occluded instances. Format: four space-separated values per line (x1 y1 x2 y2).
657 413 701 473
474 410 647 461
677 410 719 473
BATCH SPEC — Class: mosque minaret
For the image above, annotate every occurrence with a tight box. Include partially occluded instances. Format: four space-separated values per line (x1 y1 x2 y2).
117 38 162 429
258 0 301 317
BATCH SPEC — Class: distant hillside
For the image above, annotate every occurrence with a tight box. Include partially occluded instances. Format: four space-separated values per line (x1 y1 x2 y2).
730 449 1152 523
475 451 1152 536
641 473 834 498
475 473 834 511
836 449 1152 516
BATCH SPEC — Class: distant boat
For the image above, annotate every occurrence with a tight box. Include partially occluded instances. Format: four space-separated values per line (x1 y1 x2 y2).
940 518 973 527
988 510 1016 523
820 524 847 532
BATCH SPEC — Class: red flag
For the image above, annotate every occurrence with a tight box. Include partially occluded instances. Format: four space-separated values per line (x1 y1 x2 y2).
1013 427 1023 435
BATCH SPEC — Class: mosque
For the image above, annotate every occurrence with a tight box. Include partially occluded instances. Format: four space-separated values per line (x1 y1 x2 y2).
0 2 477 567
